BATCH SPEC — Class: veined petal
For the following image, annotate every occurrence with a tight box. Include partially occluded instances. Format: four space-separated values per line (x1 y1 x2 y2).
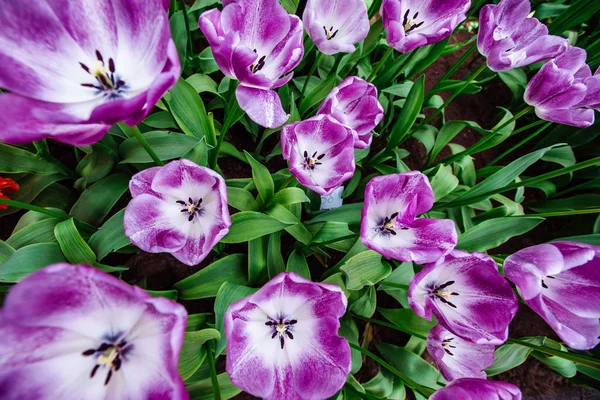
225 273 350 399
0 264 188 400
430 378 522 400
427 324 495 381
282 115 356 196
504 242 600 349
303 0 369 55
236 85 289 128
409 250 518 345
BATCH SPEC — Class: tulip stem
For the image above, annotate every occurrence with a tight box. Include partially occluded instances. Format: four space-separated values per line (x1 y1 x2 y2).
425 43 478 102
490 121 553 166
0 198 67 220
349 343 435 397
368 47 394 82
128 124 164 166
301 52 323 99
506 339 600 370
206 343 222 400
414 62 487 133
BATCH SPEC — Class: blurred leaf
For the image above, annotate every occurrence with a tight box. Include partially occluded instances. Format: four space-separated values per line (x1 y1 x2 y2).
245 151 274 203
267 204 312 245
70 173 129 226
75 145 115 190
428 164 459 201
309 203 363 225
377 343 443 389
170 78 211 139
186 74 219 95
54 218 97 265
457 217 544 252
379 308 436 338
286 249 311 279
187 372 241 400
267 232 285 279
0 174 67 217
6 218 58 250
549 0 600 34
178 329 221 381
498 69 528 100
175 254 248 299
143 111 178 129
88 209 131 260
349 286 377 318
299 75 336 115
119 131 203 164
486 337 543 376
0 243 66 283
387 76 425 149
170 10 188 65
270 187 310 207
226 187 258 212
531 194 600 212
214 282 257 356
221 211 293 243
0 144 66 175
341 250 391 290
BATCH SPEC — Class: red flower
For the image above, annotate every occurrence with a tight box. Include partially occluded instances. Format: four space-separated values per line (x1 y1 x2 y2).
0 177 19 210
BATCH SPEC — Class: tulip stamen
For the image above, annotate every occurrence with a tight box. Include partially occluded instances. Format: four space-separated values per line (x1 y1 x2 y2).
403 9 424 33
429 281 459 308
303 150 326 171
541 275 555 289
377 212 410 236
250 49 267 73
82 339 129 386
177 197 204 222
266 318 297 349
442 337 457 356
323 26 339 40
80 50 125 98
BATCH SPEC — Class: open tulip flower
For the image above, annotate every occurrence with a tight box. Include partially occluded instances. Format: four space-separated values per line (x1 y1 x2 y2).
124 159 231 266
0 263 188 400
409 250 518 345
0 0 180 146
199 0 304 129
281 114 356 196
504 241 600 350
478 0 568 72
225 272 351 400
427 324 495 381
381 0 471 53
430 378 522 400
318 76 384 149
302 0 370 55
360 172 457 264
525 46 600 128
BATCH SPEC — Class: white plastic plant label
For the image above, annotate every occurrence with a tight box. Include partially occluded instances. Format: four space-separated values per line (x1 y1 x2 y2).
320 186 344 211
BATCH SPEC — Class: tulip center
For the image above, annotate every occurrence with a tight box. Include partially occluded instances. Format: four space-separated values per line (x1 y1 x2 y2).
250 49 266 74
266 317 297 349
177 197 204 222
403 9 424 34
82 338 130 386
323 26 339 40
303 150 326 171
428 280 459 308
541 275 555 289
377 212 409 236
80 50 126 99
442 337 457 356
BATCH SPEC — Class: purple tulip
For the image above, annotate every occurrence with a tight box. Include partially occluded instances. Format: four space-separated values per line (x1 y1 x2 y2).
360 172 457 264
427 324 495 381
0 263 188 400
0 0 180 146
318 76 384 149
478 0 568 72
381 0 471 53
225 272 351 400
409 250 518 345
124 159 231 266
302 0 370 55
504 241 600 350
525 46 600 128
430 378 522 400
281 114 355 196
199 0 304 128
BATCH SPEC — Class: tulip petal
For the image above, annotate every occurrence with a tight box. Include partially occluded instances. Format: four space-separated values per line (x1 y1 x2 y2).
430 378 522 400
236 85 289 129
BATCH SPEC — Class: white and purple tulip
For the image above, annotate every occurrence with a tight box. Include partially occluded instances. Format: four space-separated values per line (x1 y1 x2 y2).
0 0 180 146
430 378 522 400
302 0 370 55
281 114 356 196
525 46 600 128
381 0 471 53
360 172 458 264
199 0 304 128
427 324 495 381
318 76 384 149
225 272 351 400
409 250 519 345
0 263 188 400
124 159 231 267
477 0 568 72
504 241 600 350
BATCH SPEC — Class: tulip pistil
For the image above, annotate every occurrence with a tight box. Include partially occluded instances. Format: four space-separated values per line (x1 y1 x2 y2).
80 50 125 98
177 197 204 222
266 318 297 349
303 150 326 171
429 281 459 308
82 339 129 386
442 337 457 356
323 26 339 40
